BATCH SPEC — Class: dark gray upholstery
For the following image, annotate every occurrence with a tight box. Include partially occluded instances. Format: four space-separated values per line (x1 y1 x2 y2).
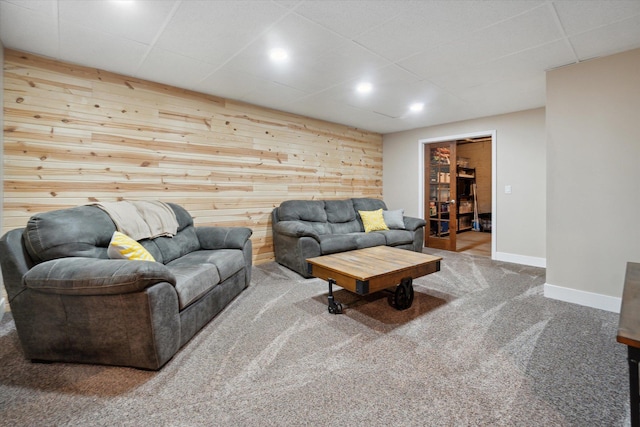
0 203 253 370
272 198 426 277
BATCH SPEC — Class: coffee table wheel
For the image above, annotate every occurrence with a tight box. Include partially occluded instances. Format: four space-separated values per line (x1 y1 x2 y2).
328 300 343 315
326 279 343 314
390 277 414 310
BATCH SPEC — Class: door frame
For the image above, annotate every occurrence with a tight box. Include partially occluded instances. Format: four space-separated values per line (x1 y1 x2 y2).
418 130 496 259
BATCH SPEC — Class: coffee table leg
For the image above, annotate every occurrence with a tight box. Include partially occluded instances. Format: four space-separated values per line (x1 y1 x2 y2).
327 278 343 314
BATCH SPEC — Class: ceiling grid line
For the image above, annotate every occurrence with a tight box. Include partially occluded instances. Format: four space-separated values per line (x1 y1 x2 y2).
133 0 183 76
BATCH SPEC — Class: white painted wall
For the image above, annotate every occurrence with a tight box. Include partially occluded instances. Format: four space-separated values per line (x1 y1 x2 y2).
545 48 640 311
383 108 546 266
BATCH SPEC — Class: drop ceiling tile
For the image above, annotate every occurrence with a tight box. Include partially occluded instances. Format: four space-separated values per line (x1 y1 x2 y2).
224 56 330 93
458 73 546 108
239 81 308 110
428 52 542 96
308 70 459 123
399 7 577 85
58 0 178 45
255 12 347 60
569 15 640 61
196 67 267 100
0 1 59 55
354 1 546 62
2 0 57 15
222 13 348 92
517 39 578 71
293 1 404 38
305 42 391 87
399 5 568 80
59 23 150 77
353 12 462 62
285 95 398 132
154 1 287 65
462 4 563 59
274 0 302 9
554 0 640 36
312 64 422 109
136 48 216 92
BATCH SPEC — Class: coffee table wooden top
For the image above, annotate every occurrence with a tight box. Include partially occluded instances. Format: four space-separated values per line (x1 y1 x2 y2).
306 246 442 295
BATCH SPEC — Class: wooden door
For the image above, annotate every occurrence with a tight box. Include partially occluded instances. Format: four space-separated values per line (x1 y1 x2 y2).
425 141 457 251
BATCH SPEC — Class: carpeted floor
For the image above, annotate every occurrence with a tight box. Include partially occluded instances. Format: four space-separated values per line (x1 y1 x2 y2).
0 250 630 426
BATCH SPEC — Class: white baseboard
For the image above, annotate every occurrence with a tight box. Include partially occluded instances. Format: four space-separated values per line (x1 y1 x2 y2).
544 283 621 313
0 297 4 322
494 251 546 268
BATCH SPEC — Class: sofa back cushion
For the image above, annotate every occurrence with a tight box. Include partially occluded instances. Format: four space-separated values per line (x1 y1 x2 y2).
276 200 330 235
351 198 387 212
140 203 200 264
325 199 361 234
24 202 200 265
24 205 115 263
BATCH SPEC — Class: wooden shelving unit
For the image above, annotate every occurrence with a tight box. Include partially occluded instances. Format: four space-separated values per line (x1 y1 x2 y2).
456 166 476 233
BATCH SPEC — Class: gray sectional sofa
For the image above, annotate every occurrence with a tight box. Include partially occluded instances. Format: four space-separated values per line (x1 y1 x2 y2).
272 197 426 277
0 202 252 370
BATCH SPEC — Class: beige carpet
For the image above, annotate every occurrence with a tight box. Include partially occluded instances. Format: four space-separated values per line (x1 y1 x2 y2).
0 250 630 426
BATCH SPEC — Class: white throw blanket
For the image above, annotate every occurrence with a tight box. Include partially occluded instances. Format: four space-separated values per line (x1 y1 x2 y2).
92 201 179 240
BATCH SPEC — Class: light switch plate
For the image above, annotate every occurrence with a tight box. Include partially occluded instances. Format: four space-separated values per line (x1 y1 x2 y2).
505 185 512 194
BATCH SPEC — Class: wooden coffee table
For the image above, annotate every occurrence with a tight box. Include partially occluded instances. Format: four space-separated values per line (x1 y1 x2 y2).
306 246 442 314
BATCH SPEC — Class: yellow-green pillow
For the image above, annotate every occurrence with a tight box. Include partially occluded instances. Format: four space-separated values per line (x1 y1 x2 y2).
359 209 389 233
107 231 155 261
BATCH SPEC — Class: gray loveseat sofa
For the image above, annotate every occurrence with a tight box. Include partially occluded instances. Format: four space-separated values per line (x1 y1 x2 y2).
0 202 252 370
272 198 426 278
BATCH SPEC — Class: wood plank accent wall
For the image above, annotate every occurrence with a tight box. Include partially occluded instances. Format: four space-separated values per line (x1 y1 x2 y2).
2 49 383 264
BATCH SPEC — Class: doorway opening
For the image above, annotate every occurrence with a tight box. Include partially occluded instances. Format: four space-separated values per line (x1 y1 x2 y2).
419 131 495 258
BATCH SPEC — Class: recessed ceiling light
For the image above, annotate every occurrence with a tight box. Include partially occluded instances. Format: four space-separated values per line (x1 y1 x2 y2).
269 48 288 62
356 82 373 94
409 102 424 112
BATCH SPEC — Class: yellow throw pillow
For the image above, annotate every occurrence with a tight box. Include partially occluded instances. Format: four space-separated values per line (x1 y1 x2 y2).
359 209 389 233
107 231 155 262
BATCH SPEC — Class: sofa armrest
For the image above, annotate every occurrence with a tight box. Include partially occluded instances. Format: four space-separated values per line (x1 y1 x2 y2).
23 257 176 296
273 221 320 240
403 216 427 231
196 227 253 250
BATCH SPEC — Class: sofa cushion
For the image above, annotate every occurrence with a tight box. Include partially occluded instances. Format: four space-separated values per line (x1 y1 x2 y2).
352 232 386 249
383 209 406 229
325 199 356 223
328 220 361 234
352 198 387 212
277 200 331 235
318 234 357 255
359 209 389 233
165 261 221 310
380 229 415 246
24 205 115 262
108 231 156 262
170 249 245 283
151 226 201 264
278 200 327 222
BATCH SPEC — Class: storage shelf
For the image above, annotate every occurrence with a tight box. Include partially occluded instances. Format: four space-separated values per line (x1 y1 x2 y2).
457 166 476 234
